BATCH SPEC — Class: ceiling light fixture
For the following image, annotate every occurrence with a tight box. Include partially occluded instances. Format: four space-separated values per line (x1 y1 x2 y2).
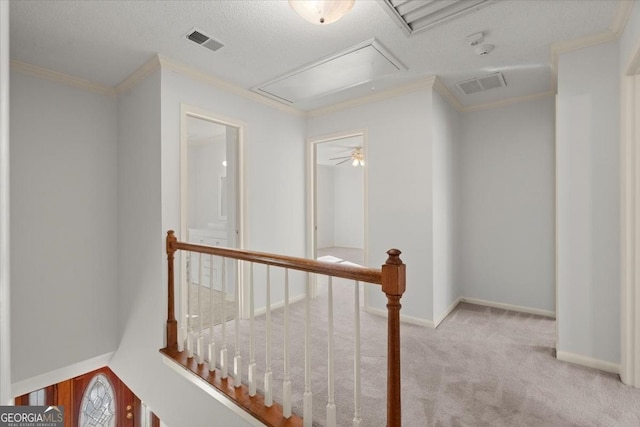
329 147 364 167
351 148 364 167
289 0 355 25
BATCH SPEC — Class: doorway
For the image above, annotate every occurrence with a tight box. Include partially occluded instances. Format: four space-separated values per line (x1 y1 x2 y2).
308 130 368 295
180 105 245 326
14 367 157 427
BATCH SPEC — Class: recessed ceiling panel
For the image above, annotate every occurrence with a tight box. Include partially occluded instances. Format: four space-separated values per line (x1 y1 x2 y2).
254 39 406 104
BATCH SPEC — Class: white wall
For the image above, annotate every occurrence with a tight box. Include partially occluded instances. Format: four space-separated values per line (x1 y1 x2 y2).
333 165 363 248
457 96 555 313
188 136 226 229
0 0 11 404
110 64 307 426
10 72 119 383
432 91 460 322
556 41 620 365
316 164 335 249
111 68 256 427
307 89 434 322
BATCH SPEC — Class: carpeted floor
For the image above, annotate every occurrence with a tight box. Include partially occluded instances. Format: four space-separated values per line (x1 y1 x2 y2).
188 284 236 329
205 279 640 426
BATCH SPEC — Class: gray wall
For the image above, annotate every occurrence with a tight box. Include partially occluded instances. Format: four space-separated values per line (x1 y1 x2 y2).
316 164 335 249
110 65 307 426
10 72 119 382
457 96 556 313
556 41 620 364
333 164 364 249
307 89 434 322
432 91 460 322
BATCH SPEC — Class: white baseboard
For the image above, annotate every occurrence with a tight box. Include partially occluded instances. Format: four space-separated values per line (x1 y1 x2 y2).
254 294 305 317
11 351 114 397
556 350 620 374
363 305 435 328
434 297 462 328
460 297 555 319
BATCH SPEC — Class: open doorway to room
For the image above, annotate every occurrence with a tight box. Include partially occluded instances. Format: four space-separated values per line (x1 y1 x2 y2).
309 131 367 272
180 106 244 331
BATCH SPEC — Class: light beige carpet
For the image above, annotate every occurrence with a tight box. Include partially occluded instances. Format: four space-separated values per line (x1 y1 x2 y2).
207 282 640 426
188 284 235 329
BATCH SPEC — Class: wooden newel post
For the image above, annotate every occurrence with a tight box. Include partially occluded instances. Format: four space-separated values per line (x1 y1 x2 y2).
166 230 178 350
381 248 406 427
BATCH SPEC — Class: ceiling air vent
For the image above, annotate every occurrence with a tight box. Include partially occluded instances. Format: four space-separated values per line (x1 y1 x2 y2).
456 72 507 95
186 28 224 52
382 0 499 36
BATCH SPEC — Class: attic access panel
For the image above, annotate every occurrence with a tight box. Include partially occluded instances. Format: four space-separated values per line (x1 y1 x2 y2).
254 39 406 104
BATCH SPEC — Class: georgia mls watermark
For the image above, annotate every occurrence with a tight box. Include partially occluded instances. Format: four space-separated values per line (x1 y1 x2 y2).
0 406 64 427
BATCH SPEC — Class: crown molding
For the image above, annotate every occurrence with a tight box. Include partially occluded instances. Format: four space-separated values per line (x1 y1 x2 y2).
10 60 115 96
115 55 161 94
307 76 437 117
157 55 304 117
550 30 619 75
625 38 640 76
550 1 635 82
432 76 464 112
462 90 555 113
611 0 635 38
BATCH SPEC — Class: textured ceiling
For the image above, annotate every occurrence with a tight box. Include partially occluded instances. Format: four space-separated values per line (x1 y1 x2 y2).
9 0 622 111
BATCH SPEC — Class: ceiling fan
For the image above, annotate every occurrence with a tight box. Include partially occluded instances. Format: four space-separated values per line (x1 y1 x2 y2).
330 147 364 167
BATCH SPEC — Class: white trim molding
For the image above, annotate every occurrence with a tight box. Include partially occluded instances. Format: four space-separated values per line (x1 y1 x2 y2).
434 297 461 328
115 55 161 94
307 76 437 117
557 350 620 375
10 60 116 96
549 0 635 91
11 351 114 398
621 72 640 388
160 55 303 117
364 305 435 328
460 297 556 319
0 0 11 406
462 91 555 113
432 76 464 112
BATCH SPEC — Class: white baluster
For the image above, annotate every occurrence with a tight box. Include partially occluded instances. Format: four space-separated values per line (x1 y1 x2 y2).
234 259 242 387
196 253 204 365
326 276 336 427
353 281 362 427
264 265 273 407
283 268 291 418
186 252 194 358
178 325 185 352
248 263 257 396
208 254 216 372
303 273 312 427
220 257 228 378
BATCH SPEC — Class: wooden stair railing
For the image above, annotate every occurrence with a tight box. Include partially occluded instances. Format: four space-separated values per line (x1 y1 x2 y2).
161 230 406 427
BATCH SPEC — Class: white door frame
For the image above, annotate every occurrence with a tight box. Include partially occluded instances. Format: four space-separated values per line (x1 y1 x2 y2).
0 0 11 405
306 129 369 297
179 104 247 323
621 42 640 388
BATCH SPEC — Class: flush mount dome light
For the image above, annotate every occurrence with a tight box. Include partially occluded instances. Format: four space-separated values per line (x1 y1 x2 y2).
289 0 355 25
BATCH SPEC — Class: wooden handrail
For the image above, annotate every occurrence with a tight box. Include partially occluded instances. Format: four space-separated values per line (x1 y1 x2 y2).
169 231 383 284
163 229 406 427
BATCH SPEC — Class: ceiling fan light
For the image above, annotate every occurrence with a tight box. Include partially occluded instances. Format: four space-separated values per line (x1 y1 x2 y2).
352 158 359 167
289 0 355 25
